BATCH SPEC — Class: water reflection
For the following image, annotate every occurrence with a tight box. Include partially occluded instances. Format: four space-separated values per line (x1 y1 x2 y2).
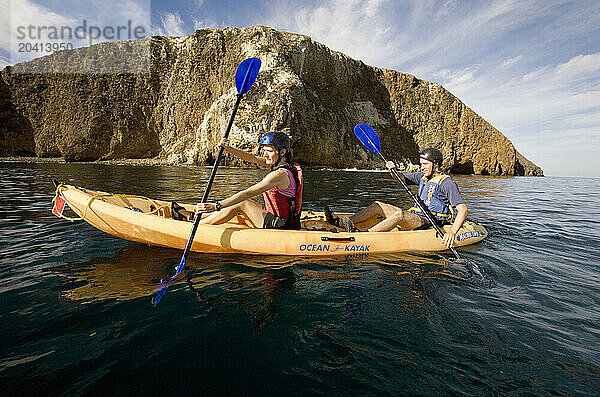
51 245 176 301
51 243 466 320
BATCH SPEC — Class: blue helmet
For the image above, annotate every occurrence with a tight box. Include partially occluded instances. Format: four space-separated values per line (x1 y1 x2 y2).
259 131 291 151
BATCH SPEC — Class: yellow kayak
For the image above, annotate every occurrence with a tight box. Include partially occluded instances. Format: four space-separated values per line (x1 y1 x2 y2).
53 183 488 256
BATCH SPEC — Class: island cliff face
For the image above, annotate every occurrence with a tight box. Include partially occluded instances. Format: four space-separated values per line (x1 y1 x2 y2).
0 26 543 176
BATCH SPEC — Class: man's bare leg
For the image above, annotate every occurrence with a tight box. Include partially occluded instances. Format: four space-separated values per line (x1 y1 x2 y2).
348 201 424 232
367 209 423 232
350 201 401 224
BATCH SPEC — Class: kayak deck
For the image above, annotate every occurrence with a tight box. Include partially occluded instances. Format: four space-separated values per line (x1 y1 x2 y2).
55 184 488 256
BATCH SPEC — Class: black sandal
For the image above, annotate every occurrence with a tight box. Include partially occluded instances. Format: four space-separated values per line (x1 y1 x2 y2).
324 205 341 227
171 201 189 221
324 205 356 232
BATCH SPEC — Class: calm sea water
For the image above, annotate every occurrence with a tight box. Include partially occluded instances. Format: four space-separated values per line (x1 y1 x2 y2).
1 162 599 395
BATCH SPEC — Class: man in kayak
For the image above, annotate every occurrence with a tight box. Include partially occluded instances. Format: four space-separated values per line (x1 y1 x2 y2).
324 147 467 248
191 131 303 229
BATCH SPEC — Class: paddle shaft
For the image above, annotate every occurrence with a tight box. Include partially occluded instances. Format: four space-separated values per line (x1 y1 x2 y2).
179 93 243 262
374 152 462 260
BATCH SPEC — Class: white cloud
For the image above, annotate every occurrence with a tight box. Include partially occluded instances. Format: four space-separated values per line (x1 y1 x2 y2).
156 12 186 37
552 53 600 83
440 51 600 176
4 0 77 54
501 55 522 69
262 1 580 75
0 55 10 70
0 1 10 50
450 53 600 124
266 0 396 65
434 65 481 87
193 19 218 31
109 0 151 28
363 0 387 17
432 0 458 22
3 0 151 66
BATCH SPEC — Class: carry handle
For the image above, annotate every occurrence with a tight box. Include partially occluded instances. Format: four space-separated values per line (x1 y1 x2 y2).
321 236 356 242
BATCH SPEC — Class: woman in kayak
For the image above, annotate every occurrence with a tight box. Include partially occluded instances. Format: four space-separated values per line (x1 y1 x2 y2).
192 131 303 230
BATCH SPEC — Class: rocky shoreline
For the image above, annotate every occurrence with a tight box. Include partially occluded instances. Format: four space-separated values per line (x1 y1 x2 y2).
0 156 164 166
0 156 424 172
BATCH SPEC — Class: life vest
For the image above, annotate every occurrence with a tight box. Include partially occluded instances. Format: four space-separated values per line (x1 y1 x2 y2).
263 163 303 222
407 174 455 223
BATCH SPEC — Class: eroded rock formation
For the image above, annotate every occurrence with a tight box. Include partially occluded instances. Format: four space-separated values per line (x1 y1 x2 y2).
0 26 543 175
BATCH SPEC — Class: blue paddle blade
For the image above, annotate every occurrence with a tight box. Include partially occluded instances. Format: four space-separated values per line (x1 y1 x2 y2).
235 57 261 95
152 257 186 306
353 123 381 153
152 286 168 306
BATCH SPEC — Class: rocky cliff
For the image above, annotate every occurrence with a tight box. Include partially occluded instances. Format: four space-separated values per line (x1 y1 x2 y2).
0 26 543 175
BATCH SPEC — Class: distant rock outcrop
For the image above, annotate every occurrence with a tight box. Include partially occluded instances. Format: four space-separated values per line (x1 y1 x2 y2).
0 26 543 175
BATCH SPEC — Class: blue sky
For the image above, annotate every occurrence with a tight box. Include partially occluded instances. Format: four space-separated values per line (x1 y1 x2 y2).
2 0 600 176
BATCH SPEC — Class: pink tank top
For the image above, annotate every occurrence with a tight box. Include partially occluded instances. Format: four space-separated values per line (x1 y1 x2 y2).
278 169 296 197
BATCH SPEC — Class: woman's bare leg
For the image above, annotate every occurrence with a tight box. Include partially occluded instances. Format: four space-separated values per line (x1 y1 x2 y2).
199 199 266 227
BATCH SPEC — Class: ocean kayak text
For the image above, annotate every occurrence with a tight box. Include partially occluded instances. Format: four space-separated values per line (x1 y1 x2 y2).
299 244 370 252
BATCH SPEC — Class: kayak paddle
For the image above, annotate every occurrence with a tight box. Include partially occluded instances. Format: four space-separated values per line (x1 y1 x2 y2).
153 57 261 305
353 123 493 282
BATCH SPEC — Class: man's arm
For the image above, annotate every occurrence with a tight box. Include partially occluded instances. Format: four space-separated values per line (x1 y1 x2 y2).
385 161 420 185
439 178 467 248
442 203 467 248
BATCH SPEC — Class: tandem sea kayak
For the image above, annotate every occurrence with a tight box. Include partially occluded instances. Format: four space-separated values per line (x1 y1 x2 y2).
52 183 487 256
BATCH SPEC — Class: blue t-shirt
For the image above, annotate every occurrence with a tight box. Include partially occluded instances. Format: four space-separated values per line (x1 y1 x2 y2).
403 172 465 207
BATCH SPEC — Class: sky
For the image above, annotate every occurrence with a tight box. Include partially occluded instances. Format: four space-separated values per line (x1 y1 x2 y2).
2 0 600 177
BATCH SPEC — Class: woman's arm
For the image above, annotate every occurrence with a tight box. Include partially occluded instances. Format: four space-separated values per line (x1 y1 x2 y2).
197 169 288 212
220 138 267 167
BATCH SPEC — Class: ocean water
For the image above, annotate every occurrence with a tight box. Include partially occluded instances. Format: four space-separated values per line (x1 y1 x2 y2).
1 162 599 395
